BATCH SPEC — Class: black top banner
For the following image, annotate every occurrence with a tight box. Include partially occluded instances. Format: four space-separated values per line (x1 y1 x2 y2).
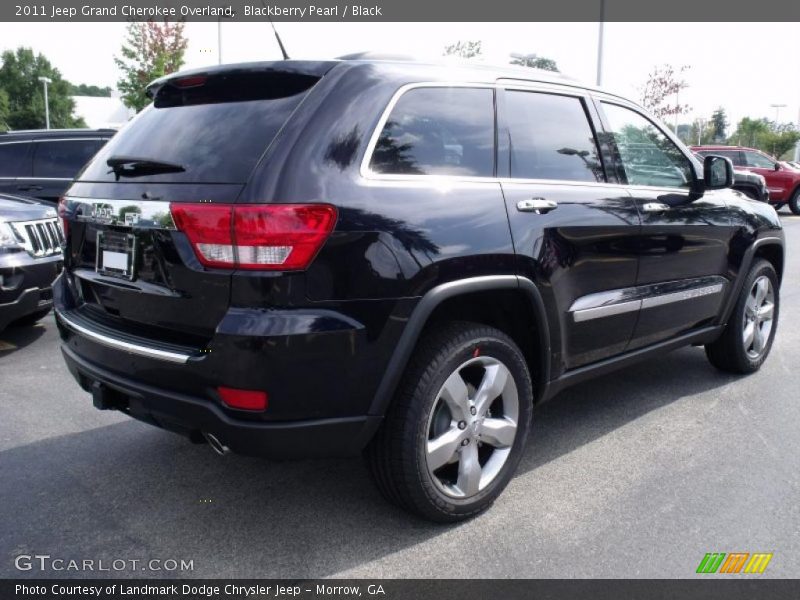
5 0 800 22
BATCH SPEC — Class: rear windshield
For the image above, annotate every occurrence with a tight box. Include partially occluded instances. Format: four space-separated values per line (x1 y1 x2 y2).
79 72 319 184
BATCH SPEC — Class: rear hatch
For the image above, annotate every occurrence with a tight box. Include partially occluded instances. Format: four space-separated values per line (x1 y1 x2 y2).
61 62 332 346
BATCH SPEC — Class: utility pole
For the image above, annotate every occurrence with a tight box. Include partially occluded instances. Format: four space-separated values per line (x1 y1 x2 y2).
38 76 51 130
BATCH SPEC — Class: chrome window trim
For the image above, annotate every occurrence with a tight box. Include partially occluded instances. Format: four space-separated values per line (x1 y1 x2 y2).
359 81 603 186
33 138 109 144
0 176 72 181
55 309 192 364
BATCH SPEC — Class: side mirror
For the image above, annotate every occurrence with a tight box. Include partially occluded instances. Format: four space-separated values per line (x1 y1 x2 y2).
703 155 734 190
774 162 781 171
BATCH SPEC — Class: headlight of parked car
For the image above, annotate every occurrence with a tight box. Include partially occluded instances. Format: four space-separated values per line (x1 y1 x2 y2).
0 220 22 249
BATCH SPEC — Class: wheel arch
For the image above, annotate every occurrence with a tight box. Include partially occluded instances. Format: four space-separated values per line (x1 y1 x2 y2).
367 276 552 419
719 236 784 326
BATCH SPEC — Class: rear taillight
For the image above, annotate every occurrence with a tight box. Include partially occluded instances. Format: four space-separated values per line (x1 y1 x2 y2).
57 197 68 237
170 203 337 271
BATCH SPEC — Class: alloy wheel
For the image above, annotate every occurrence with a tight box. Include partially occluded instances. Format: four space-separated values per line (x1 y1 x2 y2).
742 275 775 359
424 356 519 499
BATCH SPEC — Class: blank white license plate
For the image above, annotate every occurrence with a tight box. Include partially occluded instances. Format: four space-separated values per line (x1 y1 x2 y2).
102 250 128 271
96 231 136 279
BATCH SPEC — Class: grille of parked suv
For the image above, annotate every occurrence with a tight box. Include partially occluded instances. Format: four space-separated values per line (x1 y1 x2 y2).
10 218 64 257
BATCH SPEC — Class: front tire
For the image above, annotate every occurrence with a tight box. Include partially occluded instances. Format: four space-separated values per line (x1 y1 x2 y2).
789 189 800 215
705 259 779 374
366 322 533 522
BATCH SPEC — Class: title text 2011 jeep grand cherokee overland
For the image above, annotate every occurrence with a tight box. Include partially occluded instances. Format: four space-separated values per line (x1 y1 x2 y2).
54 59 783 522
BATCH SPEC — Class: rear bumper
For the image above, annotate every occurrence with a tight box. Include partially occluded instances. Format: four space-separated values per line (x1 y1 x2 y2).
61 343 382 459
0 253 62 330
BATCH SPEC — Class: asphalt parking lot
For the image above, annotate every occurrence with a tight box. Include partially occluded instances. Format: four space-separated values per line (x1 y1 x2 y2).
1 216 799 580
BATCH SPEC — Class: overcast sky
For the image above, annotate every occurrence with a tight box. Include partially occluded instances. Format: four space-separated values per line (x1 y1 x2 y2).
3 21 799 129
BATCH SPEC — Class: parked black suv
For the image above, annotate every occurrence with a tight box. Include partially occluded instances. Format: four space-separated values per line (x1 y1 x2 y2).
0 129 114 204
0 193 63 332
54 60 783 521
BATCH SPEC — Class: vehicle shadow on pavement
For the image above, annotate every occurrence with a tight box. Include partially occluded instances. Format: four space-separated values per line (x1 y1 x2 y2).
0 320 48 356
0 347 737 579
520 346 738 473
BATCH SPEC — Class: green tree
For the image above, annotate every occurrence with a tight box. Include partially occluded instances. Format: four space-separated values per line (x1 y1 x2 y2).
710 107 727 142
762 124 800 159
510 53 559 72
443 40 482 59
0 47 86 130
115 20 188 112
688 118 715 146
727 117 800 159
728 117 771 148
68 83 112 97
0 89 9 132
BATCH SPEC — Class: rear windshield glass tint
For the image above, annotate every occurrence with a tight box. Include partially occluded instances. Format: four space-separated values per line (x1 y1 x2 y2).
79 73 318 184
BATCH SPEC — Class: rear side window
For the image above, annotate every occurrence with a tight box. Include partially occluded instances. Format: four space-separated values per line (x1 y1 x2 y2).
699 149 743 166
505 91 603 182
79 72 319 184
602 102 694 188
33 140 102 178
0 142 33 177
369 87 494 177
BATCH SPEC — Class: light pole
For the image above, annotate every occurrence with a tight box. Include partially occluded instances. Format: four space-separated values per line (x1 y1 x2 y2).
38 76 51 130
217 18 223 64
217 13 235 65
770 103 786 124
596 0 605 86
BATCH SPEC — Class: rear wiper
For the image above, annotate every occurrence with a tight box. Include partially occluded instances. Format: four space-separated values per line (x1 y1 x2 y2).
106 156 185 180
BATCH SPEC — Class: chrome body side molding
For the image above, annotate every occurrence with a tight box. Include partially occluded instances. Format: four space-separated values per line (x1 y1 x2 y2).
570 276 728 323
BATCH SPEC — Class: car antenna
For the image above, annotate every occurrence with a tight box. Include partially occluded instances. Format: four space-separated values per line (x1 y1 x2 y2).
270 20 290 60
260 1 290 60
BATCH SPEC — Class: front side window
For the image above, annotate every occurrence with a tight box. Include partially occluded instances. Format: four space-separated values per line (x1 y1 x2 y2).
505 91 604 183
602 103 694 188
744 151 776 169
33 140 102 178
369 87 494 177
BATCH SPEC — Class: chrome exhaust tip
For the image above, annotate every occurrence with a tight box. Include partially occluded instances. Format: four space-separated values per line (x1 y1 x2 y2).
203 432 229 456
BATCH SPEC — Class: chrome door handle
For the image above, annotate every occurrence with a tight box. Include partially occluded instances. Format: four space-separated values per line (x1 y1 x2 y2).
517 198 558 213
641 202 670 213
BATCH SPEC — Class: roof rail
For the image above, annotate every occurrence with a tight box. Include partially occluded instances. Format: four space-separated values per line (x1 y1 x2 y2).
0 127 117 134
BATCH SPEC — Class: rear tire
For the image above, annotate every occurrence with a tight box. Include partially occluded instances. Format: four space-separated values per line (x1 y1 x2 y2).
789 189 800 215
366 321 533 522
705 259 778 374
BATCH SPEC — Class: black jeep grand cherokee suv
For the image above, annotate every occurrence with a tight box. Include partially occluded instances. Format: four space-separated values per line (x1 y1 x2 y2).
54 59 783 521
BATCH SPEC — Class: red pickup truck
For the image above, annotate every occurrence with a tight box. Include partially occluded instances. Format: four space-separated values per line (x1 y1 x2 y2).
692 145 800 213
